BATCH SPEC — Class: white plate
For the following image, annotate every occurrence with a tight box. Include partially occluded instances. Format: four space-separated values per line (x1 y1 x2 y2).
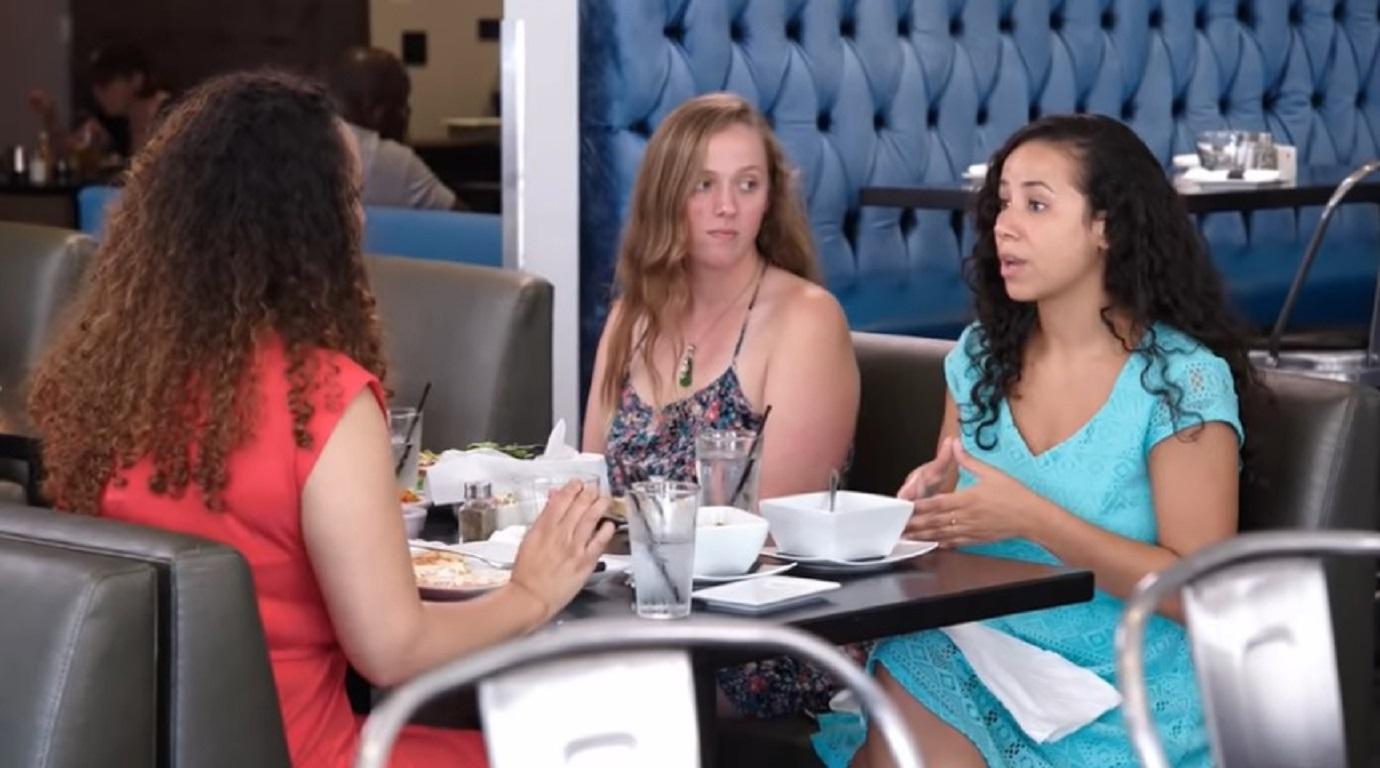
693 575 841 614
693 561 797 584
761 539 938 574
409 540 627 593
411 547 512 601
451 539 519 566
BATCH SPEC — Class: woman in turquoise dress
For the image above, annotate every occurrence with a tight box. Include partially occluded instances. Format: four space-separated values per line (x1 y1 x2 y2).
816 114 1263 767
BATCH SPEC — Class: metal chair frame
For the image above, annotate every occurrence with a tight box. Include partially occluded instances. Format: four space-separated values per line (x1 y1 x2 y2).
1116 530 1380 768
355 617 924 768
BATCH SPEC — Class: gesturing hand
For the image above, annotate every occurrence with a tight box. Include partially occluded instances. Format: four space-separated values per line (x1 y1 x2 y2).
509 480 615 622
897 437 957 501
905 440 1042 547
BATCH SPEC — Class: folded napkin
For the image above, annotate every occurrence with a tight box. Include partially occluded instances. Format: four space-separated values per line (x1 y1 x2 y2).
424 419 608 505
940 623 1120 743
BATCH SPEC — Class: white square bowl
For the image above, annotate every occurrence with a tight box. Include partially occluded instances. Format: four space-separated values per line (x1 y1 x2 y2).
759 491 911 561
693 506 769 576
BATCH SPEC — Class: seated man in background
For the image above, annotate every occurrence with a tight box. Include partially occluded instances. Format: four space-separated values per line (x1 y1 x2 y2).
329 46 463 211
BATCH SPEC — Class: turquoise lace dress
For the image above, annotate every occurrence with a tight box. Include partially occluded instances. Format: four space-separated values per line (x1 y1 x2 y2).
813 323 1242 767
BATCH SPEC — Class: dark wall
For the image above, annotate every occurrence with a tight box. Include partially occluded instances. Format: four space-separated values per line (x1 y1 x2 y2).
68 0 367 103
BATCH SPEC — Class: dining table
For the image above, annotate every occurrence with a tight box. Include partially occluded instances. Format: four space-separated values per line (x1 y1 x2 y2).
407 509 1095 763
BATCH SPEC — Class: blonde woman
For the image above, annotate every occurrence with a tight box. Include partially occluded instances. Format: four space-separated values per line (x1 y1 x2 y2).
583 92 860 717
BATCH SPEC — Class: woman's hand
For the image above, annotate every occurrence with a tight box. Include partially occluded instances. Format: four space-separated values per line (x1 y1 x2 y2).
905 440 1046 547
897 437 958 501
508 480 616 621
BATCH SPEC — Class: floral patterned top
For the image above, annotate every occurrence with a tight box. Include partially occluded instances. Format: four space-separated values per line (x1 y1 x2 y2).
603 286 860 719
605 324 765 494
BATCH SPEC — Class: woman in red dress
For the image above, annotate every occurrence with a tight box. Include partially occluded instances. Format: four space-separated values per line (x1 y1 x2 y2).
27 70 613 768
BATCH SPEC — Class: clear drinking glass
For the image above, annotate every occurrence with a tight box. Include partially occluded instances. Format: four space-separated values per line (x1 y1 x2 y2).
695 429 759 511
518 473 602 524
388 407 422 493
626 480 699 619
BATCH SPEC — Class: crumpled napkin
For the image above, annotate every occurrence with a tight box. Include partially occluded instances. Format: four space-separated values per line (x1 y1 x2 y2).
424 419 607 505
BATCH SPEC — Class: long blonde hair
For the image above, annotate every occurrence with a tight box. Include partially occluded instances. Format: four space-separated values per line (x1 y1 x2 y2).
598 92 819 408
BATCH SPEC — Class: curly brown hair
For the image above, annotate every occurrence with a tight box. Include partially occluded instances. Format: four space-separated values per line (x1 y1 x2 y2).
29 69 386 515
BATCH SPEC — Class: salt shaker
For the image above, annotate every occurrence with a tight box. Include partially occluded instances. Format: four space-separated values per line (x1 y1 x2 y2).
458 481 497 542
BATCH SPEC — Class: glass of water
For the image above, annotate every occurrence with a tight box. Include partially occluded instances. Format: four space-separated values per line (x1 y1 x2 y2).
520 473 603 524
695 429 759 511
626 480 699 619
388 407 422 493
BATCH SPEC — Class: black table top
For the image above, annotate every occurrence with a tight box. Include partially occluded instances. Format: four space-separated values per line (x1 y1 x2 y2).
558 548 1093 645
862 164 1380 215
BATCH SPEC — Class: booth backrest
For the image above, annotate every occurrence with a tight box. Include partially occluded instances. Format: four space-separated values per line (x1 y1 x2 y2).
365 255 554 450
0 222 93 400
78 185 502 267
580 0 1380 363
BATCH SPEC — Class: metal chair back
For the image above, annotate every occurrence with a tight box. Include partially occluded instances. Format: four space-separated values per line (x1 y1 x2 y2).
355 617 924 768
1116 530 1380 768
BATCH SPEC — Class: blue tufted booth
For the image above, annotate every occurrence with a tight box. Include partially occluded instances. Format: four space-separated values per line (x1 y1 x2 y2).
579 0 1380 370
76 185 502 268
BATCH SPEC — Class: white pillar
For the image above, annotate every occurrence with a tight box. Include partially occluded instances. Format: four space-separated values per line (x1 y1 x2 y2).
501 0 581 434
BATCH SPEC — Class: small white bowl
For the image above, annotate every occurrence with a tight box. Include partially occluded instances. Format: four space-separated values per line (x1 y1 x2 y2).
402 504 428 539
759 491 910 561
693 506 769 576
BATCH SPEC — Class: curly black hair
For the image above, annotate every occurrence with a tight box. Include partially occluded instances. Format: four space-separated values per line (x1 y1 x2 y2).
962 113 1261 451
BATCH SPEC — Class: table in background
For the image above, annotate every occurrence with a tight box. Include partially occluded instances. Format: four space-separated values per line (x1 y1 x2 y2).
861 165 1380 215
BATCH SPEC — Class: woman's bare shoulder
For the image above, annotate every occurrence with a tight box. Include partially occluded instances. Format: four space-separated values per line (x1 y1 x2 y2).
761 268 849 336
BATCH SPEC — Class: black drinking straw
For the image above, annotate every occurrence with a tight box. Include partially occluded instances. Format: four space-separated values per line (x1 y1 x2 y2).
394 381 432 478
728 404 772 507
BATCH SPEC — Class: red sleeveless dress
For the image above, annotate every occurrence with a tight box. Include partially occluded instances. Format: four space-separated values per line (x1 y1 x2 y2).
100 340 487 767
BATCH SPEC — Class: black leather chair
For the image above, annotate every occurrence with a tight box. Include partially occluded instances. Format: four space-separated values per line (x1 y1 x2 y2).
849 333 954 497
851 332 1380 765
0 503 290 768
365 255 554 451
0 222 93 399
0 222 93 501
0 532 158 768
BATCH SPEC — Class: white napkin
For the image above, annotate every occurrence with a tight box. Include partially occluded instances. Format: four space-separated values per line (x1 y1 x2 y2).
541 419 576 459
424 419 608 505
939 623 1120 743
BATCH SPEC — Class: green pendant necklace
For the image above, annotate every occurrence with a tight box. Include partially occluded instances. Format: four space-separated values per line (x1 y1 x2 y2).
677 345 697 388
676 263 764 389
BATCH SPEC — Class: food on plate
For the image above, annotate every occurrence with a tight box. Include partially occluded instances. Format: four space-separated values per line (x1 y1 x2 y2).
411 549 510 590
417 449 440 470
399 488 423 504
